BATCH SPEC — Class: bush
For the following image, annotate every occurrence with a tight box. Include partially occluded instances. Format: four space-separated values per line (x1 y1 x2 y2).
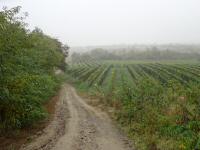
0 7 66 132
114 79 200 149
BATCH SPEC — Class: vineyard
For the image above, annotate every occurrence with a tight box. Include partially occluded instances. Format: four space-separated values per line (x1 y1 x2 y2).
67 58 200 150
68 59 200 90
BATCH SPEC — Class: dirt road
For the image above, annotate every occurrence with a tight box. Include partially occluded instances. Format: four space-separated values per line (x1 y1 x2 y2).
21 84 134 150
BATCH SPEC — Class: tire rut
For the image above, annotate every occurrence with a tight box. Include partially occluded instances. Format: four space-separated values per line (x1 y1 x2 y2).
21 84 134 150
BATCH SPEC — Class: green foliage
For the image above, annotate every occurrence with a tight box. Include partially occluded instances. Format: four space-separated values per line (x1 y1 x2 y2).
109 79 200 150
0 7 66 131
68 60 200 150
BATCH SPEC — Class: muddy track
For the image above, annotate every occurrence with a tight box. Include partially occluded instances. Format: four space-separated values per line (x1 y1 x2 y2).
21 84 134 150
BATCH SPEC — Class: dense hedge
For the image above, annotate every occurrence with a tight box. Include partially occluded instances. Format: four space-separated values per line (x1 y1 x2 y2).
0 7 66 131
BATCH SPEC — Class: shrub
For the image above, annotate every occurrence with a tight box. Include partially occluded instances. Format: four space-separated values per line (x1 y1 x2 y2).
0 7 66 132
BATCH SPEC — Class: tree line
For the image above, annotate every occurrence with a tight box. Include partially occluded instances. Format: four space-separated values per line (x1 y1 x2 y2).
71 48 200 61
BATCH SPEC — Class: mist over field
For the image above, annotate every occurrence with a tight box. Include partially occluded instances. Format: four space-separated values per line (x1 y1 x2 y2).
70 44 200 53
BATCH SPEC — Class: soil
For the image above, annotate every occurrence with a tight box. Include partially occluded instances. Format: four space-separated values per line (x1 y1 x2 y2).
0 91 61 150
1 84 134 150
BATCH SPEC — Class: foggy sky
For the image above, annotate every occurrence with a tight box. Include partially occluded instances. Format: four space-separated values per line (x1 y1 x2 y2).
1 0 200 46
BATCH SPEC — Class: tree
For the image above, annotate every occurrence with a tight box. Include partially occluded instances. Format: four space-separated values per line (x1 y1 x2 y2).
0 6 67 131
